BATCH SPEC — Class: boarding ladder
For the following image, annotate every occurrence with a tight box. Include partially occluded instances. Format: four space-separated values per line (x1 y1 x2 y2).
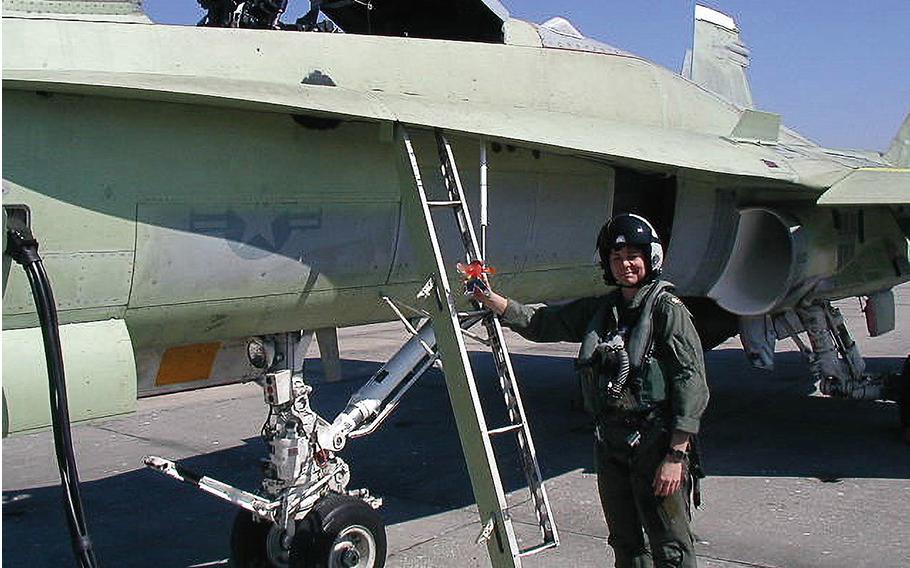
394 125 558 567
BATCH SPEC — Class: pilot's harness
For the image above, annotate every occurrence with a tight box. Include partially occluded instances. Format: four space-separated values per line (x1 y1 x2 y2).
575 281 704 508
575 281 672 417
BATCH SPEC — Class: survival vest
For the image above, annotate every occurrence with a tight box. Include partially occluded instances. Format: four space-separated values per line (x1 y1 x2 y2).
576 281 675 418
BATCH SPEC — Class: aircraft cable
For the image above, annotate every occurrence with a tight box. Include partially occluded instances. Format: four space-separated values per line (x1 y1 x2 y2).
6 226 101 568
260 405 274 441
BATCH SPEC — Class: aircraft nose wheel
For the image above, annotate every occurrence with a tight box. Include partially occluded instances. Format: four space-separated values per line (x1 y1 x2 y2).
331 525 376 567
229 493 386 568
230 510 291 568
291 492 386 568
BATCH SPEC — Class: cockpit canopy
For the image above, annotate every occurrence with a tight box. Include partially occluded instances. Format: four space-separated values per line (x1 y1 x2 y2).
313 0 627 54
314 0 510 42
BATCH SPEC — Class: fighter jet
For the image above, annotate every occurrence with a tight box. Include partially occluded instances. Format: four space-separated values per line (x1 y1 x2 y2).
3 1 909 567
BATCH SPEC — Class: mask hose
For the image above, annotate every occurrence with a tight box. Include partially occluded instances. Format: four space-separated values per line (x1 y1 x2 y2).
6 227 100 568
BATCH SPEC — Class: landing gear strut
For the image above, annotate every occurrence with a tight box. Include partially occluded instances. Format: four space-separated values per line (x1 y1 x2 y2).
145 324 443 567
771 301 910 440
772 301 893 401
146 330 386 567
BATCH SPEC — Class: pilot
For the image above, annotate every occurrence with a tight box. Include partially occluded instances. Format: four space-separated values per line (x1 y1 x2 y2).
472 213 709 568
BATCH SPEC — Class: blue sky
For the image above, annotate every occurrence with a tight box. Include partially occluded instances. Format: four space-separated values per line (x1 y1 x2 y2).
145 1 909 152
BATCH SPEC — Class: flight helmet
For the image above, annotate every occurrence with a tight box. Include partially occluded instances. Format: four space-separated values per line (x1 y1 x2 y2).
597 213 664 286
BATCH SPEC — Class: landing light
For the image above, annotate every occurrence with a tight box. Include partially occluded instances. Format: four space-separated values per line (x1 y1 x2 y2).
247 337 276 370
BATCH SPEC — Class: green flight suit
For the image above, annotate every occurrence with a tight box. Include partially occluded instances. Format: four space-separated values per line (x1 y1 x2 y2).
501 280 709 568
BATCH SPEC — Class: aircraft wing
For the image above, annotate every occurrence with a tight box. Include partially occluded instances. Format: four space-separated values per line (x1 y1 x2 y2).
817 168 910 206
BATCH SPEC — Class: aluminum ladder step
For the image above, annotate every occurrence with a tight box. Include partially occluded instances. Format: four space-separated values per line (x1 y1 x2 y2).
486 423 524 436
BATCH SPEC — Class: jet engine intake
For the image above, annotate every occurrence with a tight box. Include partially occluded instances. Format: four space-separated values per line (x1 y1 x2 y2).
708 207 808 316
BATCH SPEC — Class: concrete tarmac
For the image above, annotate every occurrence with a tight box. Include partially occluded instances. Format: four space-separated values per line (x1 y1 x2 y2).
3 285 909 567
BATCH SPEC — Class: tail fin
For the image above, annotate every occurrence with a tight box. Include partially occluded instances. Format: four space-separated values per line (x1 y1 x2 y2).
885 112 910 167
683 5 753 108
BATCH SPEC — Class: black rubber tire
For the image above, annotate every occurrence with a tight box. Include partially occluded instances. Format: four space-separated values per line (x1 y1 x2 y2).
230 510 281 568
290 493 387 568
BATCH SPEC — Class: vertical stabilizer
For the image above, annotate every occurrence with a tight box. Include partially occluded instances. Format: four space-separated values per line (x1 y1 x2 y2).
684 5 753 108
885 112 910 167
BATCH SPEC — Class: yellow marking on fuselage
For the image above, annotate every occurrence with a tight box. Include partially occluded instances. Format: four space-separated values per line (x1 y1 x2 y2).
156 342 222 386
856 167 910 173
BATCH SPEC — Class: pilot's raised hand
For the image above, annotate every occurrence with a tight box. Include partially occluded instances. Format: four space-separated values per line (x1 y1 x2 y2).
471 282 508 316
465 276 490 298
458 260 507 315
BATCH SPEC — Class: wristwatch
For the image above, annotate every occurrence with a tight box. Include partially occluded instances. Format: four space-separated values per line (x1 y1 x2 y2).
666 449 689 463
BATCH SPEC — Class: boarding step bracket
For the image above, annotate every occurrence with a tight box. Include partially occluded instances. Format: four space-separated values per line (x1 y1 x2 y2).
395 124 559 566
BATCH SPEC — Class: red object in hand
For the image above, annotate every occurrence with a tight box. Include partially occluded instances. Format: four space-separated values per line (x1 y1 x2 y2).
457 260 496 298
456 260 496 279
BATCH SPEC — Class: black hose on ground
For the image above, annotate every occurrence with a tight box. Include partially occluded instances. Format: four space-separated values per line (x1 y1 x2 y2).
6 227 100 568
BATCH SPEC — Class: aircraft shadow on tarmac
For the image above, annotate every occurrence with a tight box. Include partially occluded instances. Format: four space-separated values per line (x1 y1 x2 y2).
3 350 908 566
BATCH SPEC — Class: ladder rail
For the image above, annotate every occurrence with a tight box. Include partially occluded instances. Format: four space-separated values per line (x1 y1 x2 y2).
435 130 484 261
396 124 523 568
397 124 560 567
485 316 558 545
435 127 559 549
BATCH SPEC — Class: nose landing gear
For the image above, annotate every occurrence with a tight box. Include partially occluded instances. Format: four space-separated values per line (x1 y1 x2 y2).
229 492 386 568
